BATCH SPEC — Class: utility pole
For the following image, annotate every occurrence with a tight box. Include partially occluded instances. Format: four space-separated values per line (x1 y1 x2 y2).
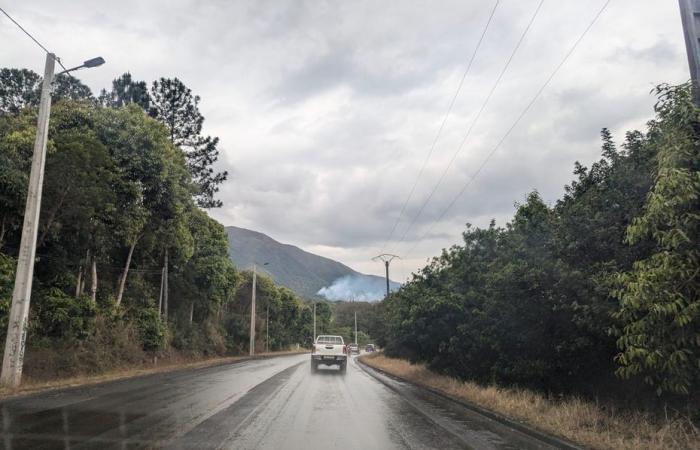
313 302 317 339
266 303 269 353
354 311 358 345
0 53 55 388
250 264 257 356
372 254 400 299
679 0 700 104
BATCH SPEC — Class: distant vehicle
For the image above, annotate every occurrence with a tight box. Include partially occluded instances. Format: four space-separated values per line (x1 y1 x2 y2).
365 344 375 352
348 344 359 354
311 335 347 373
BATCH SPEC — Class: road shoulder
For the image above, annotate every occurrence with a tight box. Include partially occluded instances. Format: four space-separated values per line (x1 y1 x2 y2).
357 355 582 450
0 351 308 401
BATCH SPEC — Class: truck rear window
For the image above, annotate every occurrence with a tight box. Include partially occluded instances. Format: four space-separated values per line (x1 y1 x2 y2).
316 336 343 344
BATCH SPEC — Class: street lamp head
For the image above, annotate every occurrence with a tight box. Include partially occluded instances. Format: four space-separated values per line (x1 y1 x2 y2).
83 56 105 68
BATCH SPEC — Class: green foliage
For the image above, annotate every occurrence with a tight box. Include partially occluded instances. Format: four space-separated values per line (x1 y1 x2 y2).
149 77 227 208
0 253 15 340
36 288 96 339
381 84 699 401
99 73 150 110
613 83 700 395
136 307 167 352
0 66 250 368
0 68 40 114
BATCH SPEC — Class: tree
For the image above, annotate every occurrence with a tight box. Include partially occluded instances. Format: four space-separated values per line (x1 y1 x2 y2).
52 74 93 103
614 83 700 395
0 68 40 115
149 77 227 208
0 109 35 248
99 73 150 110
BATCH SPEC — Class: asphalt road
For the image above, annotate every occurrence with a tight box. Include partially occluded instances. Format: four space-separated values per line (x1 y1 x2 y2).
0 353 561 450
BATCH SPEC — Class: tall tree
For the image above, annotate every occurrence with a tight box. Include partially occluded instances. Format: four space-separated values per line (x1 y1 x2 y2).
149 77 227 208
52 74 93 103
0 68 40 115
614 83 700 395
99 72 150 109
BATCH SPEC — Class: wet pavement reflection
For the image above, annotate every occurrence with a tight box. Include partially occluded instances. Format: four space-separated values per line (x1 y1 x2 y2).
0 354 556 449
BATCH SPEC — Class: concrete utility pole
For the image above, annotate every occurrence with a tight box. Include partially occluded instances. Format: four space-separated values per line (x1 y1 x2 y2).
0 53 105 387
313 302 316 342
0 53 55 388
372 254 400 299
679 0 700 104
266 303 269 353
250 264 257 356
354 311 358 345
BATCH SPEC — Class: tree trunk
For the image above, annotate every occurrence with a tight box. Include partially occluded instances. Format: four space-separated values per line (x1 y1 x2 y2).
79 249 89 296
115 237 139 307
0 214 6 249
158 266 164 316
38 187 70 247
90 256 97 304
75 265 83 298
163 248 169 321
189 301 194 326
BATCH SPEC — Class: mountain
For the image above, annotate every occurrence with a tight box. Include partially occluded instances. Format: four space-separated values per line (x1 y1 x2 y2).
225 226 399 301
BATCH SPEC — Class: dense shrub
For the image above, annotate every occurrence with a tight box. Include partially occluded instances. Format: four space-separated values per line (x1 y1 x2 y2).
136 307 167 352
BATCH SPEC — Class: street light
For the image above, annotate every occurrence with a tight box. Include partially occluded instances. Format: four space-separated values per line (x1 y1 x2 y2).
0 53 105 388
57 56 105 75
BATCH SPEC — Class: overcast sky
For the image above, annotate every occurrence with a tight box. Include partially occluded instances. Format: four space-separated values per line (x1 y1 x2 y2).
1 1 690 282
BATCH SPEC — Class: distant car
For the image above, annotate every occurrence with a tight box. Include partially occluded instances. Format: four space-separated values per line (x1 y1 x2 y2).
365 344 375 352
348 344 359 354
311 335 347 373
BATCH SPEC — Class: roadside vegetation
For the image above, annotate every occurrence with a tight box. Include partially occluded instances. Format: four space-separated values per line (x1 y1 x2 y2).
375 83 699 432
362 354 699 450
0 68 311 382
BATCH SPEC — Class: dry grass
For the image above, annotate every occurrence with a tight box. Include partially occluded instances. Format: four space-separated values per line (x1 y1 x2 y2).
361 353 700 450
0 349 305 400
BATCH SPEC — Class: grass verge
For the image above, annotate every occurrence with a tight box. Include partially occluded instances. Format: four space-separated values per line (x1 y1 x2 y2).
0 350 306 400
360 353 699 450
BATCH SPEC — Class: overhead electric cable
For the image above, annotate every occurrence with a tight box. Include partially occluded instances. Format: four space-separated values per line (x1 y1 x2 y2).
391 0 545 251
379 0 500 253
403 0 612 260
0 6 67 71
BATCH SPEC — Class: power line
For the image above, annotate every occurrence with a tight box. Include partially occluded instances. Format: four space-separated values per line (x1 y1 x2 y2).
391 0 545 252
379 0 501 253
0 6 67 72
403 0 612 260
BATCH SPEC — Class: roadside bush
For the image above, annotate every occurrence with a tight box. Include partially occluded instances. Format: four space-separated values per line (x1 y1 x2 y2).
0 253 15 341
23 315 145 380
171 320 226 356
136 307 167 352
36 288 95 339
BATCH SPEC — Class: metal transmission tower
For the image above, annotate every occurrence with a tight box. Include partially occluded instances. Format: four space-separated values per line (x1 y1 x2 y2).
372 254 400 298
679 0 700 104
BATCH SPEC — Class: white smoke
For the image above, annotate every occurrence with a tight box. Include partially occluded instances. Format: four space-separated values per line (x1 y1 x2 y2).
316 275 398 302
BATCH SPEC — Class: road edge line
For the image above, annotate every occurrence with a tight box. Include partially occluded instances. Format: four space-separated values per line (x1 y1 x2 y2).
357 356 583 450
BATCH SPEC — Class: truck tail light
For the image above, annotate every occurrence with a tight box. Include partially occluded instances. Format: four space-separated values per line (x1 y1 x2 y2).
343 345 347 354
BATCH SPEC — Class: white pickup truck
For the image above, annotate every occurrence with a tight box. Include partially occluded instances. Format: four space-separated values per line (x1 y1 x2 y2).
311 335 347 373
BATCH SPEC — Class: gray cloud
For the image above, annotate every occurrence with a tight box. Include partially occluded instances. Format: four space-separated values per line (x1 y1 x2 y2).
0 0 689 281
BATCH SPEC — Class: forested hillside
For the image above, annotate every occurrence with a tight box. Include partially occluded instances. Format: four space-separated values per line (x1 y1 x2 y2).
226 225 399 300
380 83 700 405
0 69 311 379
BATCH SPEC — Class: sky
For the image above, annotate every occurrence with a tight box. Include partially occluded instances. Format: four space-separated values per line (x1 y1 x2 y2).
0 0 690 282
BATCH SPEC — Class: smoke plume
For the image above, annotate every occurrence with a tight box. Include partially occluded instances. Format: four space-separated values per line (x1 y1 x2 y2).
316 275 398 302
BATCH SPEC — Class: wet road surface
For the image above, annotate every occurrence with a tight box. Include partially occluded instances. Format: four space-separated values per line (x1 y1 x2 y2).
0 354 561 449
